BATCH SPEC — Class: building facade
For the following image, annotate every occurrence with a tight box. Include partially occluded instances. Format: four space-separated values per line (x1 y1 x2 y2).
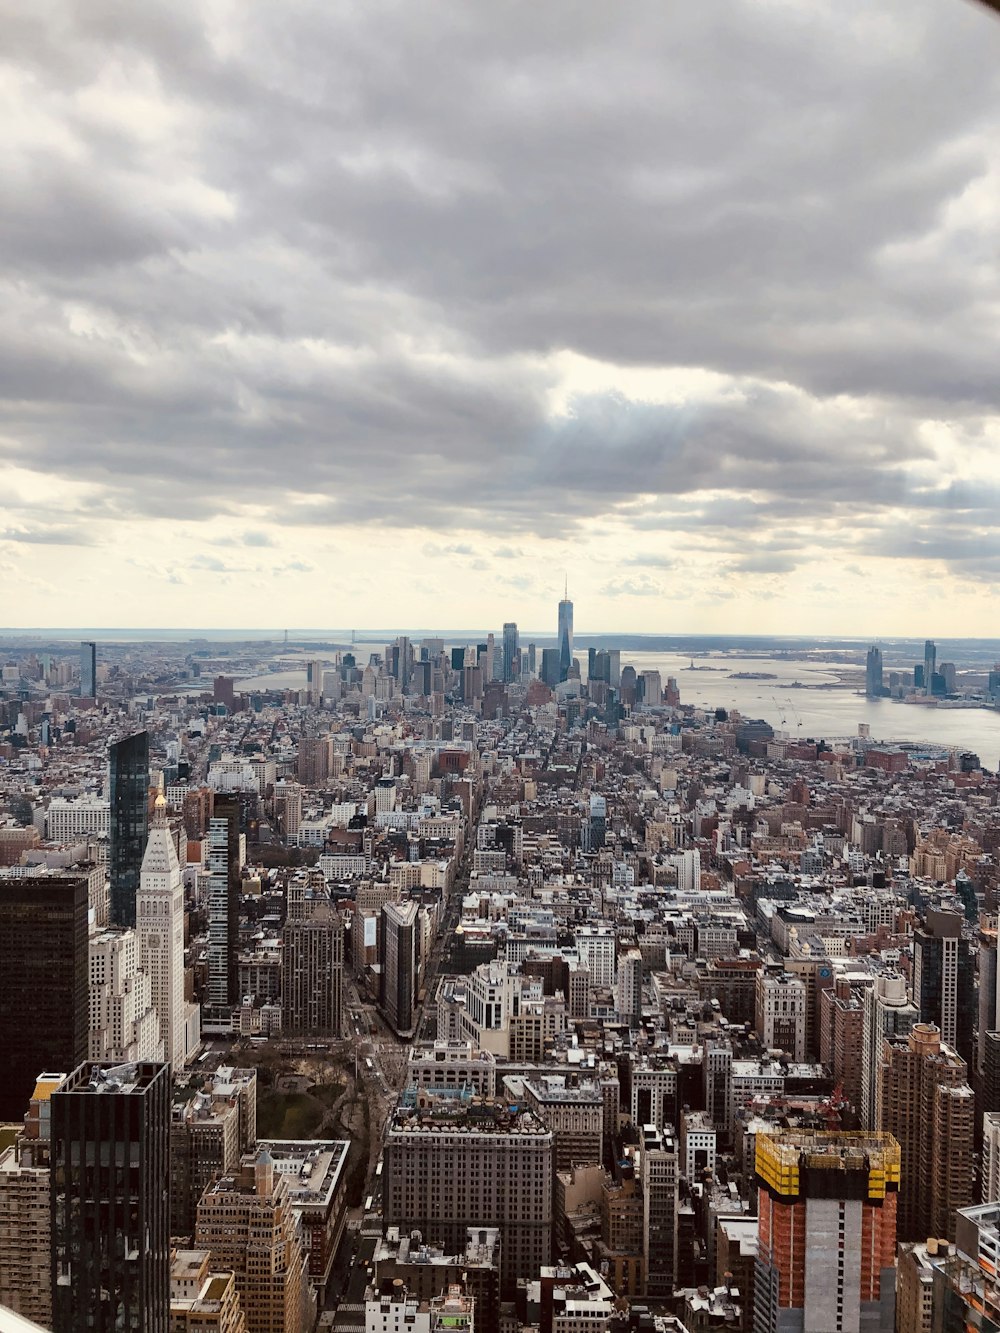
207 795 241 1009
282 906 344 1038
195 1151 310 1333
0 874 89 1122
109 730 150 927
384 1092 553 1297
753 1129 900 1333
879 1023 975 1242
380 900 419 1038
51 1060 171 1333
137 789 188 1069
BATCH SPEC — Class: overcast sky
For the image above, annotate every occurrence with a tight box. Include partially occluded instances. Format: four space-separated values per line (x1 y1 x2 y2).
2 0 999 635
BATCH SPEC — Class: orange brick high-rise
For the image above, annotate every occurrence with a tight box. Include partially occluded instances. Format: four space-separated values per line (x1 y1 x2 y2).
754 1130 900 1333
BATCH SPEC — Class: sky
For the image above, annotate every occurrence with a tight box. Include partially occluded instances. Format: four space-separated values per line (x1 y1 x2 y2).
1 0 999 635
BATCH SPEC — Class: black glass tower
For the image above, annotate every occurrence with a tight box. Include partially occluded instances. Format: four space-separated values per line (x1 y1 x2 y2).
110 731 150 927
0 874 89 1121
51 1060 170 1333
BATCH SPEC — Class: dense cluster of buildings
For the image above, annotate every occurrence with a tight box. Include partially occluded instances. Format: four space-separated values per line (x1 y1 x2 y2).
3 617 1000 1331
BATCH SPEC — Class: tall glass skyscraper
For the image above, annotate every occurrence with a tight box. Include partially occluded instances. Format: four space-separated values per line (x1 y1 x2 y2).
865 644 884 698
0 874 89 1121
502 621 519 683
924 638 937 697
558 585 574 681
109 731 150 927
79 640 96 697
51 1060 170 1333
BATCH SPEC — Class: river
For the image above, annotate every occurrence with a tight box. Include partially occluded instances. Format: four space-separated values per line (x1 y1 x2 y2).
622 651 1000 770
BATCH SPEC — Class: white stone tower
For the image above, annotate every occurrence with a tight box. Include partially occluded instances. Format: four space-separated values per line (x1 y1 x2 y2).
137 786 186 1069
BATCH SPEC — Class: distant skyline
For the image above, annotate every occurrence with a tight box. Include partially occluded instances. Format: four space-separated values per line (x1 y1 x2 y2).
1 2 999 632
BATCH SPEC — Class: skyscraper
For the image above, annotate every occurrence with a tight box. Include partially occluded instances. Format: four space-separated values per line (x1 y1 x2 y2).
88 928 162 1063
80 640 97 697
865 645 884 698
306 659 324 704
51 1060 171 1333
879 1023 974 1242
110 730 150 927
753 1129 900 1333
282 904 345 1038
384 1091 553 1298
0 874 89 1122
195 1150 308 1333
502 622 519 684
137 789 188 1069
540 648 561 689
924 639 937 697
207 794 241 1009
557 583 573 682
380 900 419 1038
861 972 917 1131
641 1125 679 1300
913 906 975 1070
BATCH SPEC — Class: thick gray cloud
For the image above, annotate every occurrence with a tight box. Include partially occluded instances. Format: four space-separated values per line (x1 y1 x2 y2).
0 0 999 581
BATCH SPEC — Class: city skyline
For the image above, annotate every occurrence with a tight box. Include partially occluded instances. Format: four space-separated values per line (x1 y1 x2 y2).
0 2 999 634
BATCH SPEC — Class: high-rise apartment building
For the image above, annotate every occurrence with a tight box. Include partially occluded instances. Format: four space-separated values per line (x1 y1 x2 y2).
865 645 883 698
137 789 187 1069
913 906 975 1069
924 639 937 696
557 587 573 682
641 1125 679 1300
274 780 302 839
88 928 163 1063
110 730 150 927
207 794 241 1009
819 976 866 1113
195 1150 309 1333
282 904 344 1038
384 1092 553 1297
51 1060 171 1333
380 900 419 1038
0 874 89 1121
753 1129 900 1333
80 640 97 697
502 622 519 684
860 972 917 1131
978 923 1000 1132
296 736 331 786
617 947 642 1028
983 1111 1000 1203
879 1022 974 1241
